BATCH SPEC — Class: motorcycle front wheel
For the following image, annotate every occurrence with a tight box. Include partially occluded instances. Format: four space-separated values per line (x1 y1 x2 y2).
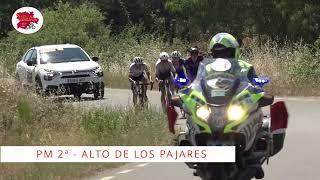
197 163 228 180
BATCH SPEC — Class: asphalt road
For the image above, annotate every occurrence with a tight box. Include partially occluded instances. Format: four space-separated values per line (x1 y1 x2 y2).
77 89 320 180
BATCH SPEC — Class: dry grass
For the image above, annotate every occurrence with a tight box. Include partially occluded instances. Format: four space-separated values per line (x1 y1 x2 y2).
243 39 320 96
0 75 172 180
103 39 320 96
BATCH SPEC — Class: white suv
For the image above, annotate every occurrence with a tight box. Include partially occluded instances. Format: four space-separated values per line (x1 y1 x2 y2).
15 44 105 99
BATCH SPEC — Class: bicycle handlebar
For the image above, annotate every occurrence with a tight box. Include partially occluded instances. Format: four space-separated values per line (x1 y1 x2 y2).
135 82 154 90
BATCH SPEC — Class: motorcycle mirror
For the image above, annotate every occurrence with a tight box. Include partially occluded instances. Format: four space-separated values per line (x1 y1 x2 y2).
253 76 270 87
258 93 274 107
27 60 34 66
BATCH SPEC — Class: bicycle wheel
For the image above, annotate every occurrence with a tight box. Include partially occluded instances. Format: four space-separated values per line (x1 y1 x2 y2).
132 84 138 105
166 81 172 105
139 84 145 106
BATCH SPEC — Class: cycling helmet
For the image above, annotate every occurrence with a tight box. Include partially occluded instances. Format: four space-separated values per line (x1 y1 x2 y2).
159 52 169 61
133 56 143 64
171 51 182 58
189 47 199 55
209 32 240 59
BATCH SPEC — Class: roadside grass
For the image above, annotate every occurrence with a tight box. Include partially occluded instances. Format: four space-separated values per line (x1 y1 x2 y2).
0 76 172 180
103 38 320 96
242 39 320 96
0 163 124 180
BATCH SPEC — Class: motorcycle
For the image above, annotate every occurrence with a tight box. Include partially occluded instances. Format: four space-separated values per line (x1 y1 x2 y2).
167 58 289 180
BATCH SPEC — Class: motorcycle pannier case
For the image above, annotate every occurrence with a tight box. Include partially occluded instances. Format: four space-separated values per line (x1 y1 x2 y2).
270 101 289 156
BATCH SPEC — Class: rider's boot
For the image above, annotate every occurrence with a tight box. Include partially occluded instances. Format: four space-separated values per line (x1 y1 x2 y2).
255 167 265 179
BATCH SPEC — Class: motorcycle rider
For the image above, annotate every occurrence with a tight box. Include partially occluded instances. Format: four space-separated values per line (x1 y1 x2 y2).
185 47 204 83
208 32 264 179
128 56 153 102
171 50 188 92
209 33 258 83
155 52 176 112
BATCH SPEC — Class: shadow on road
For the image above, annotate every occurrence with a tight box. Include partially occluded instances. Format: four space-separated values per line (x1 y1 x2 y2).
50 95 106 103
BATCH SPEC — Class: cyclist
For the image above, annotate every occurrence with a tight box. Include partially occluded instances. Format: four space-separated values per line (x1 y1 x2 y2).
128 56 153 103
171 50 188 92
185 47 204 83
155 52 176 112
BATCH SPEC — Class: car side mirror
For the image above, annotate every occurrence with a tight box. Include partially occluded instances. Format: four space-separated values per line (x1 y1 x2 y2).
258 93 274 107
92 56 99 62
26 61 33 66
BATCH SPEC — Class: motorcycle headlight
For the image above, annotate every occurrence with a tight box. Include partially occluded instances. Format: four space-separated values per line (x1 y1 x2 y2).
227 105 245 121
196 106 211 122
93 66 103 77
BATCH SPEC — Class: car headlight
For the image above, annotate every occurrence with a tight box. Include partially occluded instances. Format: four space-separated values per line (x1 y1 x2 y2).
93 66 103 77
227 105 245 121
43 69 60 81
196 106 211 122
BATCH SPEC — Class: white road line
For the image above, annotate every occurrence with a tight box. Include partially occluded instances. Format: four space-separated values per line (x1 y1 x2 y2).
99 176 115 180
136 163 149 167
275 97 319 101
116 169 134 174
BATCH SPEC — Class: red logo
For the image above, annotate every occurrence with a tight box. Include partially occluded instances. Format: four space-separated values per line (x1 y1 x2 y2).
16 11 39 29
12 7 43 34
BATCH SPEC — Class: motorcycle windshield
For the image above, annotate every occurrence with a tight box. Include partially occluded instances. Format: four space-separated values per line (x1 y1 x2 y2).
193 58 244 105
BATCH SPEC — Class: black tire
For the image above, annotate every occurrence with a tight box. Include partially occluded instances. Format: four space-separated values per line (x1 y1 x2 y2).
35 78 43 95
132 83 138 105
94 82 105 100
74 92 82 100
140 84 146 106
198 163 228 180
133 92 138 105
93 90 99 99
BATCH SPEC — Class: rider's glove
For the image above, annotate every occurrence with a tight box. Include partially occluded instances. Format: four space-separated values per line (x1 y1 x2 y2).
133 81 137 86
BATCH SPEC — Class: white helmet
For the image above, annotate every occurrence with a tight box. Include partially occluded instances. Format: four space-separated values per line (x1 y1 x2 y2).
159 52 169 61
133 56 143 64
171 51 181 58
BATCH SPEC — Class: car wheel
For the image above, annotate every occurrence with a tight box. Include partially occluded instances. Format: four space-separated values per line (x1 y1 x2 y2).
74 92 82 100
100 82 105 98
93 82 104 100
35 78 43 95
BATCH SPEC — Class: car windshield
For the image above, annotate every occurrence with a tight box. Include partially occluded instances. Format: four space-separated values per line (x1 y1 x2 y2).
39 47 90 64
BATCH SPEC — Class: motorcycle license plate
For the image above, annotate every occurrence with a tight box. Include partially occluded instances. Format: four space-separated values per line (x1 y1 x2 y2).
211 90 226 97
66 78 86 83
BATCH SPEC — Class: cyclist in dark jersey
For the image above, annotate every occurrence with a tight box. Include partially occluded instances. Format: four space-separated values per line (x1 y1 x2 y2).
185 47 204 82
171 50 188 92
